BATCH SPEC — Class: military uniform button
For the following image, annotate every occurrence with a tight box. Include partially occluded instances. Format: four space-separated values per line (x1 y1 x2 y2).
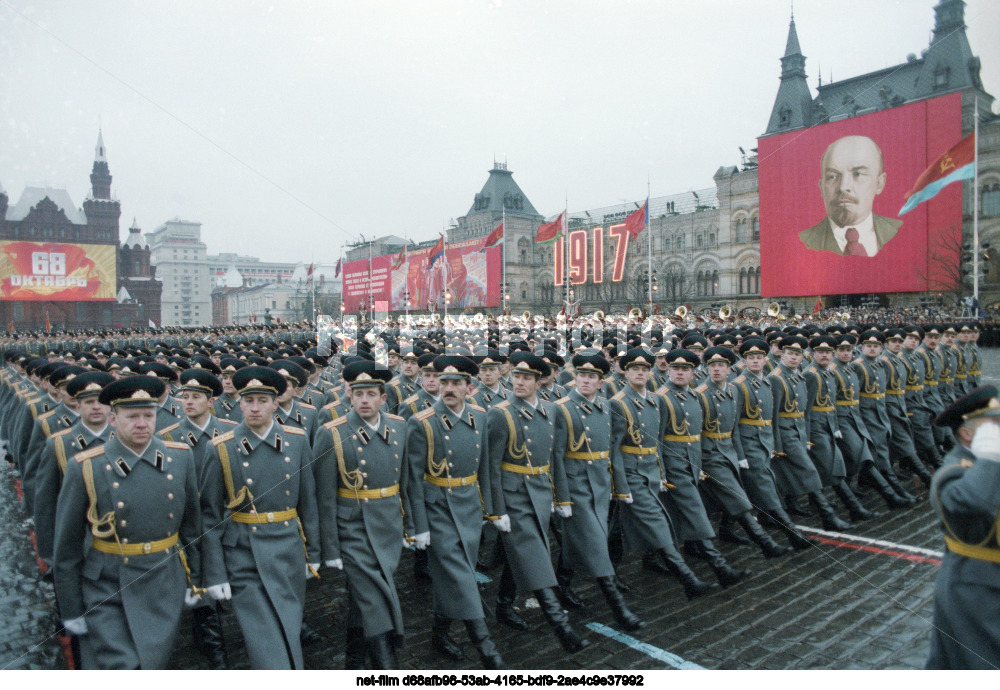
358 447 363 453
169 513 174 519
585 426 590 431
246 478 253 485
444 435 450 441
117 501 125 508
285 457 291 462
112 482 119 489
167 474 173 480
363 485 368 489
120 519 126 527
106 464 112 471
286 490 291 496
122 557 129 564
243 461 250 467
166 457 172 463
251 526 257 532
360 460 366 466
121 538 129 544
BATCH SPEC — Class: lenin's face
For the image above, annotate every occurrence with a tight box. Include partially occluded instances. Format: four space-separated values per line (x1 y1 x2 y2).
819 136 887 228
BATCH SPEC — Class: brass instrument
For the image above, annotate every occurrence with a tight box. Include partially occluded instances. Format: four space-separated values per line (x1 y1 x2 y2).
674 305 688 319
767 302 781 318
522 310 531 320
719 304 733 320
628 307 642 320
593 310 605 321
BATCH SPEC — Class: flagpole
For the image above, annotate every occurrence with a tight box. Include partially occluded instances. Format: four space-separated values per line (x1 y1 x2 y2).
502 206 507 322
564 196 569 318
973 96 980 317
442 229 448 334
311 255 316 326
646 180 652 312
367 235 374 325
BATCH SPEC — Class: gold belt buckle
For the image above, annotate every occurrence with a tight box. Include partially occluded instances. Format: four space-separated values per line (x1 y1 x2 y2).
380 487 389 497
266 511 275 522
142 542 152 554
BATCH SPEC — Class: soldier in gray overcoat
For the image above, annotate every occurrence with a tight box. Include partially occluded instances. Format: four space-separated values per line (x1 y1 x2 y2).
200 366 321 669
314 361 410 669
925 386 1000 669
405 355 503 669
486 352 587 653
53 376 203 669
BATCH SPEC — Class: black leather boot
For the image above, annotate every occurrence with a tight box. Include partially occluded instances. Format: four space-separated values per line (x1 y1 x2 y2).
764 506 813 550
612 571 632 593
832 479 880 521
900 456 933 490
859 462 915 509
432 615 464 661
464 618 506 670
496 565 529 630
808 491 854 531
535 588 589 653
192 603 230 668
884 468 921 503
658 546 719 598
784 495 812 517
596 576 644 630
719 515 753 545
642 549 673 574
689 540 750 587
414 548 431 581
556 562 585 610
735 512 792 558
345 627 367 669
366 632 398 670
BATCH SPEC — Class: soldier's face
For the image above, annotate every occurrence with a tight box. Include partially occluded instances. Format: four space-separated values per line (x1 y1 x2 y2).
512 371 539 400
903 335 921 350
180 390 212 420
885 339 903 354
707 361 729 384
625 364 650 390
744 353 766 374
942 333 956 346
421 371 441 394
387 353 400 368
574 371 602 397
350 386 385 423
240 393 278 432
668 364 693 387
781 349 803 369
958 332 970 344
401 359 419 377
655 356 668 371
819 136 886 227
479 365 500 387
110 406 156 450
813 350 833 366
835 346 854 363
221 373 237 395
78 395 109 427
862 342 882 359
924 334 940 350
440 378 467 411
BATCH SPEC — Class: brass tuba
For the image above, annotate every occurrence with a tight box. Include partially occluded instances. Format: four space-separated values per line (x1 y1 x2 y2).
674 305 688 320
628 307 642 320
522 310 531 321
593 310 605 321
767 302 781 318
719 304 733 320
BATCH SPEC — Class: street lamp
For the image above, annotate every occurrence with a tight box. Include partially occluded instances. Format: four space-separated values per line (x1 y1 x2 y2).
402 288 411 327
642 269 658 311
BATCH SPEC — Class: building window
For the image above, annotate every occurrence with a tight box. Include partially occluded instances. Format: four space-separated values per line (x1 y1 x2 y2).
711 270 719 296
740 267 748 294
709 233 716 246
752 216 760 241
677 236 684 250
983 183 1000 217
697 235 703 248
134 260 141 274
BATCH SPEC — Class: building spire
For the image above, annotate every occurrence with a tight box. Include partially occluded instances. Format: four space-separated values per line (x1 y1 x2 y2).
95 128 107 163
765 11 813 134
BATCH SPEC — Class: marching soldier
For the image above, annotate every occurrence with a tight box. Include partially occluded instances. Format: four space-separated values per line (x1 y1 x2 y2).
398 353 442 421
270 360 319 439
486 352 588 652
926 386 1000 669
158 368 237 668
919 326 954 452
612 348 718 598
138 362 183 429
696 347 791 558
469 349 511 408
732 339 812 550
900 326 943 470
768 335 852 530
880 329 934 489
313 361 410 669
213 357 245 422
200 366 321 669
551 350 643 630
53 376 203 669
405 355 503 669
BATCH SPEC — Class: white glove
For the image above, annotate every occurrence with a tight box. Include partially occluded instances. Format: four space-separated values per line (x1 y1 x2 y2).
308 563 320 577
971 422 1000 462
660 480 672 493
738 459 750 470
325 559 343 570
63 617 88 635
555 505 572 519
207 583 232 601
834 430 844 439
493 514 512 533
184 588 201 607
413 532 431 550
618 493 634 504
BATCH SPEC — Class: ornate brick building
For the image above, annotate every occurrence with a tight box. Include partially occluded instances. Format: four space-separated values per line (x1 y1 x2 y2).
0 131 162 330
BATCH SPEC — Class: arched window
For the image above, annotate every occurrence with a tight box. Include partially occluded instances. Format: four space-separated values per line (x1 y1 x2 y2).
711 270 719 296
677 235 685 251
709 233 716 246
739 267 748 294
735 218 747 243
751 216 760 241
520 282 528 300
753 267 760 293
983 183 1000 217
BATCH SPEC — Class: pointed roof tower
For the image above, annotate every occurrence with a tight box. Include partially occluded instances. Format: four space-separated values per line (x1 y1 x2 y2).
764 13 815 135
465 161 541 218
124 217 148 248
915 0 989 101
89 128 112 199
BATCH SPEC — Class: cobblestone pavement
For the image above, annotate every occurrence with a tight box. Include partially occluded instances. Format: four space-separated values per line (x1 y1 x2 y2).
3 353 998 671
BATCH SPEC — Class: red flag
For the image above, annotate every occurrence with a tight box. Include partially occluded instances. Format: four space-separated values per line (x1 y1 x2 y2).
334 258 342 278
391 245 407 270
428 234 446 268
481 222 504 252
45 311 51 332
7 320 14 333
535 211 566 244
306 263 314 284
624 199 648 239
813 296 823 314
899 133 976 215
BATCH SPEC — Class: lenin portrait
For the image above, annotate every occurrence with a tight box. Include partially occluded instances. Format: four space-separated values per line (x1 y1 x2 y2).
798 135 902 257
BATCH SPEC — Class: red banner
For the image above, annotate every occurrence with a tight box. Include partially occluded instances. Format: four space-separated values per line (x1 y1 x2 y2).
758 93 962 297
0 241 116 301
341 238 501 312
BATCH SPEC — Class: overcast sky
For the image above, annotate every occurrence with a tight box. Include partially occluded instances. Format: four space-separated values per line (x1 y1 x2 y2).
1 0 998 264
